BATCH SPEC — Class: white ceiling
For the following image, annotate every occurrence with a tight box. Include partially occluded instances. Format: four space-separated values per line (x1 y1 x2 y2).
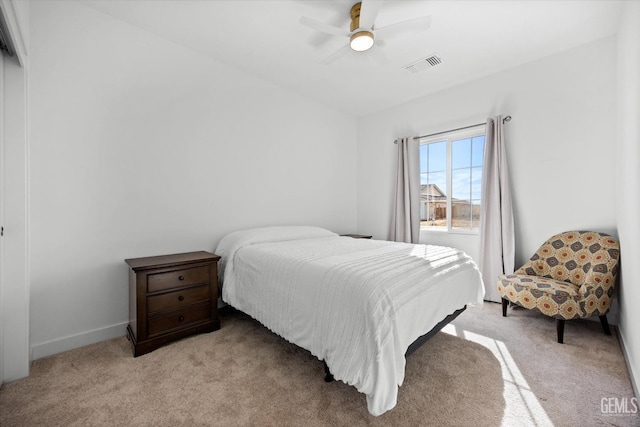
82 0 623 117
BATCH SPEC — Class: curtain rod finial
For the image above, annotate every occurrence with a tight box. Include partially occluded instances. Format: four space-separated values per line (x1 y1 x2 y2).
503 116 512 123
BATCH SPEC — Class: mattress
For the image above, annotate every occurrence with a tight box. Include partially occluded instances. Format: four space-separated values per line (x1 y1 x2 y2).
216 226 484 416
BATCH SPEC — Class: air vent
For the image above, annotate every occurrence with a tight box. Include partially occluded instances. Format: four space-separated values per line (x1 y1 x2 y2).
403 54 442 74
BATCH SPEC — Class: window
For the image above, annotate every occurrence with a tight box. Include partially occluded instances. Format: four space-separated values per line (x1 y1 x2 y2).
419 127 485 232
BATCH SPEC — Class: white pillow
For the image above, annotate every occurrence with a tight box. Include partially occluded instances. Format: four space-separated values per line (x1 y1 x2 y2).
215 226 337 278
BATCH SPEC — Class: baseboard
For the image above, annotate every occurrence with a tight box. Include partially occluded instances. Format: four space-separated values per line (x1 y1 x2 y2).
30 322 128 361
618 325 639 398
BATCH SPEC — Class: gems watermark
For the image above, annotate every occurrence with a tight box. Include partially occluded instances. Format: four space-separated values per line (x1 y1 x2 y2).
601 397 638 416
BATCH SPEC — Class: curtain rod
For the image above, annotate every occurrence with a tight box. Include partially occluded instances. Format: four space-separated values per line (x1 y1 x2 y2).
409 115 512 141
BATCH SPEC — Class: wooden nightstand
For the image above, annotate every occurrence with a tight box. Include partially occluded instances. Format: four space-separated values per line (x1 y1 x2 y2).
340 234 373 239
125 251 220 357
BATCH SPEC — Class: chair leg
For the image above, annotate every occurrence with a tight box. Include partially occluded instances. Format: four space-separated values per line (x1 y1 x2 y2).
556 319 565 344
599 315 612 336
501 298 509 317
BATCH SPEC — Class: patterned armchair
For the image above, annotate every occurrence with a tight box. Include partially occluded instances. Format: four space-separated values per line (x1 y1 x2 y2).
497 231 620 343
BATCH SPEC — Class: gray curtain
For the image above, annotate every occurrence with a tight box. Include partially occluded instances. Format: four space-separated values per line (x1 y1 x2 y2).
479 116 515 302
390 137 420 243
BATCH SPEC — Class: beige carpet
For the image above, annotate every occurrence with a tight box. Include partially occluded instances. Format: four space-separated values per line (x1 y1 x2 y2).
1 303 638 426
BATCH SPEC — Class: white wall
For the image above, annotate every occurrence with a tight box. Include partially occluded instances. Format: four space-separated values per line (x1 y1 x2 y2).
616 1 640 396
357 37 617 275
28 1 357 359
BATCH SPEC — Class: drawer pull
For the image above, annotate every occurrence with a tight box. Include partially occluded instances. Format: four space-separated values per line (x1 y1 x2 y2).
178 295 185 301
178 276 185 281
178 316 185 321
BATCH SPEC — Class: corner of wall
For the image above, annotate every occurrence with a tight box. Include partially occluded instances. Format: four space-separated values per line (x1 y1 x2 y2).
618 330 640 398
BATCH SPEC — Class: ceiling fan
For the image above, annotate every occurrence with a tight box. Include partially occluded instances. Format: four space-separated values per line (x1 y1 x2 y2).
300 0 432 65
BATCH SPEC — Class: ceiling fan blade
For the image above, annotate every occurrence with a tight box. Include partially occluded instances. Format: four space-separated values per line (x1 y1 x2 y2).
300 16 349 37
375 16 432 39
359 0 384 30
321 44 351 65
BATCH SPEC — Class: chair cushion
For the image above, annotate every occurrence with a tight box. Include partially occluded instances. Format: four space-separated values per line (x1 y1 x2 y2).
498 274 582 320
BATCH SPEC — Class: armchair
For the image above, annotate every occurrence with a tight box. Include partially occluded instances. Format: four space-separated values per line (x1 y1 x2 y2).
497 231 620 343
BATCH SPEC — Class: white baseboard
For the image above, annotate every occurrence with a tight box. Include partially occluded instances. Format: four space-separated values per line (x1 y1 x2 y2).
618 325 639 398
30 322 128 361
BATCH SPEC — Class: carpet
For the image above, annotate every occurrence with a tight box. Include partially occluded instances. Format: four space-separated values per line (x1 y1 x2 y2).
1 303 637 426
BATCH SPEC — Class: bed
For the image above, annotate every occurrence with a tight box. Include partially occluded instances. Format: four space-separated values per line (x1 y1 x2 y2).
216 226 484 416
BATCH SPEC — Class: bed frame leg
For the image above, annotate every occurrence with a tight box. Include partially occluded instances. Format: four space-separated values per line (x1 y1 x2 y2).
323 360 334 382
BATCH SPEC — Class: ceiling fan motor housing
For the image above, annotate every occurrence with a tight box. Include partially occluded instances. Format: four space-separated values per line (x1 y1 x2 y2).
350 2 363 32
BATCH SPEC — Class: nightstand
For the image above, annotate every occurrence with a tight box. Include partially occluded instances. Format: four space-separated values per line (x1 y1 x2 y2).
340 234 373 239
125 251 220 357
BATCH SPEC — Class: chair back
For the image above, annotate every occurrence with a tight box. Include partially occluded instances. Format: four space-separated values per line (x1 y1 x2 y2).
517 231 620 288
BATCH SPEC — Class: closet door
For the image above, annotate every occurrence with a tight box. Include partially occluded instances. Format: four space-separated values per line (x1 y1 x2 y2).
0 1 29 383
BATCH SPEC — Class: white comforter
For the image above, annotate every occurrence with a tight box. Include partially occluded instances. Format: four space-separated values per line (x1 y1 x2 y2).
216 226 484 416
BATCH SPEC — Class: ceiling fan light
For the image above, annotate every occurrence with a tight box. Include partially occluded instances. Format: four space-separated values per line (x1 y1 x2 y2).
350 31 374 52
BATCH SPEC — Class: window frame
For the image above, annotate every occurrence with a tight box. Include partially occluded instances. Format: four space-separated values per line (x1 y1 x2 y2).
419 125 486 235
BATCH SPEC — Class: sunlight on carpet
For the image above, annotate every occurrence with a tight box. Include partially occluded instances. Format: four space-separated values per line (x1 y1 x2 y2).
441 323 554 427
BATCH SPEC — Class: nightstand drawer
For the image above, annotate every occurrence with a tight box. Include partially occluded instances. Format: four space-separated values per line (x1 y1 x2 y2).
147 304 211 336
147 284 211 314
147 265 210 293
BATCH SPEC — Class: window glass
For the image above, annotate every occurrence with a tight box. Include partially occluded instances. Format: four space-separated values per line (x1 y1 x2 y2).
428 141 446 172
419 130 485 232
472 136 485 167
452 138 471 169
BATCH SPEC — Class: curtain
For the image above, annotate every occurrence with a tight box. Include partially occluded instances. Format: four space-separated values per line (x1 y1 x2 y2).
390 137 420 243
479 116 515 302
